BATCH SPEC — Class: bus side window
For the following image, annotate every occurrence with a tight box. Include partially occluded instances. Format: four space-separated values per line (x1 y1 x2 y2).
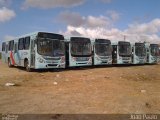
18 38 24 50
6 44 8 53
24 37 30 50
9 40 14 51
2 42 6 51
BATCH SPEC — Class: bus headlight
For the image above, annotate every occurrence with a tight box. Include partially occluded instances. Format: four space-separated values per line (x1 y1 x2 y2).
88 57 92 64
72 57 76 62
96 56 101 61
61 56 65 63
151 57 155 60
119 56 122 60
39 58 45 63
136 57 139 61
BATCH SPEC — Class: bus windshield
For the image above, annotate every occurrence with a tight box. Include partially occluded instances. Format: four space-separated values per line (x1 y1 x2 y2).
71 37 91 56
135 43 146 57
37 38 65 57
95 39 112 56
118 42 131 56
150 44 159 56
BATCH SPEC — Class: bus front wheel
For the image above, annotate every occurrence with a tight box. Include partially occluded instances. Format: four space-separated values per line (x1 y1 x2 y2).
24 60 32 72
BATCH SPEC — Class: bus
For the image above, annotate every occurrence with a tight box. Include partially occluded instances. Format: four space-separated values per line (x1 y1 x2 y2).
1 32 65 71
158 46 160 63
112 41 132 64
132 42 147 64
65 36 92 67
93 39 112 65
146 43 159 64
1 42 7 63
158 47 160 63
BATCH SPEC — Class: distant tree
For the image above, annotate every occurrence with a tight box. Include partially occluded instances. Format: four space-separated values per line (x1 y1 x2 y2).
0 52 1 59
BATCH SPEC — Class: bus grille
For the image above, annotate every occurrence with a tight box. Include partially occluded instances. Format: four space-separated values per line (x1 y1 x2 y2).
100 56 111 59
122 57 131 60
44 57 61 61
76 57 89 61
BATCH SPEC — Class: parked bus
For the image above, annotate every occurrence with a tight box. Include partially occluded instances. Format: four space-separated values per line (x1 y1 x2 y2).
158 47 160 63
93 39 112 65
132 42 147 64
65 36 92 67
112 41 132 64
1 32 65 71
146 43 159 64
1 42 7 63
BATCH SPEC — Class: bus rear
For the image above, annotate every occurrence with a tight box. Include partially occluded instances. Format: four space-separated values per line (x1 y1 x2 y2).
132 43 147 64
112 41 132 64
66 37 92 67
93 39 112 65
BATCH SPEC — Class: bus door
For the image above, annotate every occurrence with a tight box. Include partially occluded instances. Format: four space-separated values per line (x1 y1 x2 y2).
5 44 8 63
13 43 20 65
30 39 35 67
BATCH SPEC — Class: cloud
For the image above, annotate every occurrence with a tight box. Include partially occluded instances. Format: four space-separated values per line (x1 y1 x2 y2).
126 18 160 34
57 11 119 28
99 0 112 3
86 16 110 28
107 10 120 22
58 11 84 27
22 0 85 9
0 0 11 7
64 26 123 41
62 18 160 44
0 7 16 23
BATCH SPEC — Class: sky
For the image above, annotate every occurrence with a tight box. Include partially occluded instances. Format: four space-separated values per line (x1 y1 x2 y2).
0 0 160 50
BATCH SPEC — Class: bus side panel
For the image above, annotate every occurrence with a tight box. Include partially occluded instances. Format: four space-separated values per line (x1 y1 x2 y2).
1 51 7 63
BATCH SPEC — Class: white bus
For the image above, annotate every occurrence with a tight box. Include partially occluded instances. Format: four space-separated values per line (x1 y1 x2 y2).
112 41 132 64
1 32 65 71
132 42 147 64
65 36 92 67
93 39 112 65
146 43 159 64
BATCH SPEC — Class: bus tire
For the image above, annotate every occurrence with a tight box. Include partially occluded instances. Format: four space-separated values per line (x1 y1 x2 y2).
24 59 32 72
8 58 13 68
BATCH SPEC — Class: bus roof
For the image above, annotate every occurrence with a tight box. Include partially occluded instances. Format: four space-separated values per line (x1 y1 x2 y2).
64 36 90 41
111 41 131 45
3 31 63 42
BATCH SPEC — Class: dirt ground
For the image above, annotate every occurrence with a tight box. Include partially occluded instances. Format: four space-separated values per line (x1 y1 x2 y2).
0 60 160 114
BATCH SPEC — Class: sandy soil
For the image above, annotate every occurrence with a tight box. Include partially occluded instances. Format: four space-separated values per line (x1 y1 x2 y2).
0 60 160 114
